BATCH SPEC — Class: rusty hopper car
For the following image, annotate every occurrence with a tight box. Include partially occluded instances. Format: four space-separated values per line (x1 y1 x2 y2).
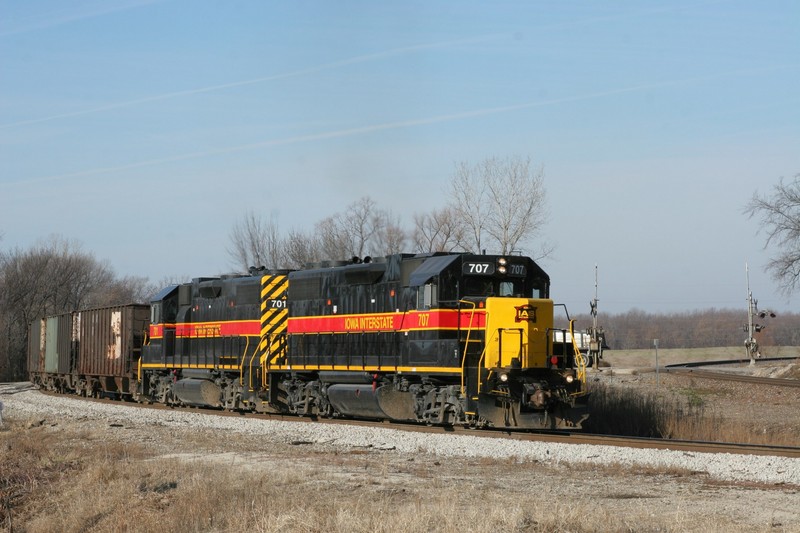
28 304 149 398
76 304 149 397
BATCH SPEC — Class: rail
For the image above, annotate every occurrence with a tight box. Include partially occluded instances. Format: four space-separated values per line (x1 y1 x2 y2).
662 367 800 388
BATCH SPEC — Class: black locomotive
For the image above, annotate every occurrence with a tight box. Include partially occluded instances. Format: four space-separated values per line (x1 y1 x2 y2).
29 252 588 429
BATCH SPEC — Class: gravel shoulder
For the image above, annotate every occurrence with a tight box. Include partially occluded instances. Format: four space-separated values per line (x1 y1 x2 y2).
2 377 800 532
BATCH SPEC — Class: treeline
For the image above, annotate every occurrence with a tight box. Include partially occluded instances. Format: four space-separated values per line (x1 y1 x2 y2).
0 236 161 381
569 308 800 350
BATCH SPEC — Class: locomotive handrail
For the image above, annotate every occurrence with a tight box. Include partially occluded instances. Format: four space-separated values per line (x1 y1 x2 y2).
476 345 488 394
477 326 523 395
256 335 268 389
255 333 276 389
238 335 252 387
457 299 478 395
249 336 263 391
569 319 587 392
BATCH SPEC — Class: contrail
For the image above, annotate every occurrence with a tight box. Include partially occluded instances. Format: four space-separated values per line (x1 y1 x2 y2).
0 34 504 130
0 0 166 37
7 65 791 189
1 2 726 129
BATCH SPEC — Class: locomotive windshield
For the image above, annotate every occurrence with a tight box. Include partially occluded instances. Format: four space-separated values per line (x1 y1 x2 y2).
462 277 545 299
463 277 523 298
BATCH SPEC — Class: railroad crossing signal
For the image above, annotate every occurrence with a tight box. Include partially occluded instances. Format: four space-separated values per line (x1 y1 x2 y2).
744 264 776 365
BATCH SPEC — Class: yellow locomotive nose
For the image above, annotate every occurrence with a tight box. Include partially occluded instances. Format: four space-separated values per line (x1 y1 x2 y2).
484 297 553 370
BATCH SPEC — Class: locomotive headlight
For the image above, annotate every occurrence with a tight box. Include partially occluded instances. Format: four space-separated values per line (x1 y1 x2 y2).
497 258 507 274
499 372 509 382
565 374 575 384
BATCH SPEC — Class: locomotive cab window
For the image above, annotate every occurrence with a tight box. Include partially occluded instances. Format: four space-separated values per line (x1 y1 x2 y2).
499 281 514 297
163 298 178 321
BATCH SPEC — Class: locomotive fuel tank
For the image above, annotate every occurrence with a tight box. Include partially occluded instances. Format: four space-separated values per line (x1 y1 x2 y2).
326 384 386 419
172 378 223 408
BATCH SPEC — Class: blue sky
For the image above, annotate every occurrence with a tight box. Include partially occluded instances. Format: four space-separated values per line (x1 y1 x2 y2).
1 0 798 316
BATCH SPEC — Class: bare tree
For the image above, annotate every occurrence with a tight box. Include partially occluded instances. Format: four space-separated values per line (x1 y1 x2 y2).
243 197 406 269
1 236 114 319
0 236 120 380
373 210 406 256
283 228 323 269
449 155 550 256
100 275 159 305
449 161 488 253
316 196 397 260
228 211 284 272
316 212 354 261
412 207 465 253
745 174 800 294
484 156 548 255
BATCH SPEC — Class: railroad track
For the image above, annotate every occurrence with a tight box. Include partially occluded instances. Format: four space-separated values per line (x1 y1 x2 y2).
662 367 800 388
36 387 800 459
665 356 799 368
490 430 800 458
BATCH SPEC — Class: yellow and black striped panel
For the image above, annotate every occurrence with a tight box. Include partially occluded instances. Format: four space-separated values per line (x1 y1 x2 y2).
260 274 288 365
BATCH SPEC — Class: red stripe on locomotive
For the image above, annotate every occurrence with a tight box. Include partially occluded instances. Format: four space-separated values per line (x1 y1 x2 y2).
287 309 486 334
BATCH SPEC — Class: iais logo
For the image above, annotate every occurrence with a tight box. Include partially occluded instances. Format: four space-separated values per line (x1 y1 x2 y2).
514 304 537 323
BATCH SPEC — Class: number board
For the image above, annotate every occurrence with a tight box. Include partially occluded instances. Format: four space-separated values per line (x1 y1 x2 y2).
507 264 527 277
268 299 287 309
463 262 495 275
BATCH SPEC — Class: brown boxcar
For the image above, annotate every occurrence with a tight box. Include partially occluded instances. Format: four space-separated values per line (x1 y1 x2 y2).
76 304 149 396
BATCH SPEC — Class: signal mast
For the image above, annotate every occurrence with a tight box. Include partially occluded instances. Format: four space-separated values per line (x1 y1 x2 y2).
744 263 775 366
587 264 605 370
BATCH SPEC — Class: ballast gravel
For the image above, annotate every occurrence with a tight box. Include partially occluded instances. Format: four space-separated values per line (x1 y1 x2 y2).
1 382 798 486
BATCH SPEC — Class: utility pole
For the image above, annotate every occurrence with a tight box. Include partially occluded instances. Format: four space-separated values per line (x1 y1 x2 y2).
654 338 659 387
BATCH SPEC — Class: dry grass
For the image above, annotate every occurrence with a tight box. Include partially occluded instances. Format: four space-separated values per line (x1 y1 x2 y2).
585 381 798 446
0 418 640 533
1 405 793 532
